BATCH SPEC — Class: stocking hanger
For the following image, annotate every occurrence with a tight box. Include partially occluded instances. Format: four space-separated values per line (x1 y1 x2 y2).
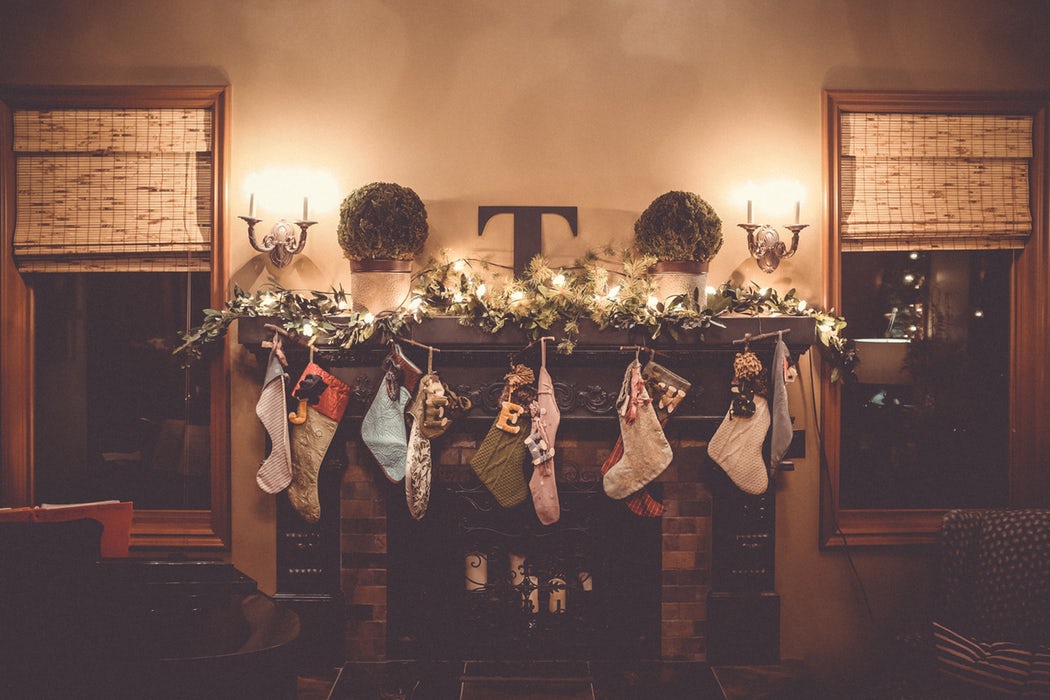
619 345 670 363
732 328 791 347
512 335 556 364
395 336 442 373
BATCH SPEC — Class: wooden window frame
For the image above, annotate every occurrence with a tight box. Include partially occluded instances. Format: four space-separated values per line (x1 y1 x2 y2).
0 85 230 549
820 90 1050 547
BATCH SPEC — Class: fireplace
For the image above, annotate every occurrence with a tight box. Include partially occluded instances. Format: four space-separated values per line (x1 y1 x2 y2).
248 316 813 671
383 433 664 662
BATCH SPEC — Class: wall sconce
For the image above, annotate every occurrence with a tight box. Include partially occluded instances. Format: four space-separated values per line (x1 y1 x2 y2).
240 194 316 268
738 198 807 273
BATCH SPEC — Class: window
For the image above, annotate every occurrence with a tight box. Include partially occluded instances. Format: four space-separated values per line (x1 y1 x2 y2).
821 91 1050 547
1 86 229 548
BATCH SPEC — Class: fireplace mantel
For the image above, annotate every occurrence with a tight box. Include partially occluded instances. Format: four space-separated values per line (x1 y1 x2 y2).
238 314 817 359
241 313 815 668
241 314 814 439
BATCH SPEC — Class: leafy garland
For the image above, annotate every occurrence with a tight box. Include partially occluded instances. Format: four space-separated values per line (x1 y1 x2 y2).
174 250 858 381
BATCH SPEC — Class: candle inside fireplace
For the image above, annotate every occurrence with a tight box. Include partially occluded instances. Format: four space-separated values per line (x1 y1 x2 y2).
548 577 567 613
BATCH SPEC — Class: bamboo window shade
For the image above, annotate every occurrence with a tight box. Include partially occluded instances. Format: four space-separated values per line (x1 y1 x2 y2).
839 112 1033 252
12 108 213 272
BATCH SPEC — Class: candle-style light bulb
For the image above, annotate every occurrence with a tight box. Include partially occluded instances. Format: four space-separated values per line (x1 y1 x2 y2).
249 193 255 218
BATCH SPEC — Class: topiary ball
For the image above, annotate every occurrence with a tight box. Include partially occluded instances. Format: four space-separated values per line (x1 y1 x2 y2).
337 182 429 261
634 190 723 263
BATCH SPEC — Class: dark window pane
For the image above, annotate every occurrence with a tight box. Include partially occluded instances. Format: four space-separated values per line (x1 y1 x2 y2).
33 272 211 509
839 251 1010 509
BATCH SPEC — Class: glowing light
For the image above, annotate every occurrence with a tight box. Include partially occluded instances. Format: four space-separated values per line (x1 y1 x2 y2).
243 166 340 217
973 309 984 318
903 274 915 283
733 179 804 222
909 252 919 260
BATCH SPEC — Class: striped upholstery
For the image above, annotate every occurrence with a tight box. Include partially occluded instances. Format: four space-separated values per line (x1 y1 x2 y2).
933 509 1050 697
934 621 1050 696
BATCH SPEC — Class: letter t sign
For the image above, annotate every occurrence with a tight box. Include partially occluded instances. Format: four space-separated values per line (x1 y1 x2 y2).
477 206 579 276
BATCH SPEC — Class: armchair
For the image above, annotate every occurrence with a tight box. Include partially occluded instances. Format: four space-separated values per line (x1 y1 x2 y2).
930 509 1050 697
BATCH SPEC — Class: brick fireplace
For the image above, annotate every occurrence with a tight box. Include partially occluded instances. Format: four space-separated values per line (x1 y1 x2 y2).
341 426 713 663
250 316 812 672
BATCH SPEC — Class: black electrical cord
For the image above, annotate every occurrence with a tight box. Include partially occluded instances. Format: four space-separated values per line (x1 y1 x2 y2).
803 354 875 624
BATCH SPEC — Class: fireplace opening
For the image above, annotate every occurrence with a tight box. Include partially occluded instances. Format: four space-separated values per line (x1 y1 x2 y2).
385 441 662 662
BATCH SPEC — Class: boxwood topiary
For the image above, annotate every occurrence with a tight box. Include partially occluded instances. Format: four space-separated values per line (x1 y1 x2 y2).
337 182 429 261
634 191 723 263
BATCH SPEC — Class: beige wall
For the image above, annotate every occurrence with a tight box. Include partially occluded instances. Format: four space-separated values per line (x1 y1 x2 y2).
4 0 1048 682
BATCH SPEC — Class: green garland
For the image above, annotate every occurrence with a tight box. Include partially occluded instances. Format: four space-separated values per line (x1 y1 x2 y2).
174 252 858 381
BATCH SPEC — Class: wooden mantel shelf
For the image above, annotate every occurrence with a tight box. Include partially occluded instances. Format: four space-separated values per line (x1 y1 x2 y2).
237 314 817 358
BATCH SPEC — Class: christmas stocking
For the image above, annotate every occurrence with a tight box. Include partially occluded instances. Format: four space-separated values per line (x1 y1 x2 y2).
603 360 673 500
527 354 561 525
470 365 534 509
404 409 432 520
255 334 292 494
707 395 771 495
600 428 668 517
288 363 350 523
404 375 435 520
769 335 793 470
361 357 411 482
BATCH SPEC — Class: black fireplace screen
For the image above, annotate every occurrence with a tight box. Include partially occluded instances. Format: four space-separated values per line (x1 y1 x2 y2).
385 467 662 662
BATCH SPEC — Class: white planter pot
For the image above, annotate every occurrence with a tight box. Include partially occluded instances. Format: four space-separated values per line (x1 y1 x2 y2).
650 261 709 304
349 259 413 313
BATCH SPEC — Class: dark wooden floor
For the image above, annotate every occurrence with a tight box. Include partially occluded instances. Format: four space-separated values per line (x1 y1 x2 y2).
295 659 813 699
